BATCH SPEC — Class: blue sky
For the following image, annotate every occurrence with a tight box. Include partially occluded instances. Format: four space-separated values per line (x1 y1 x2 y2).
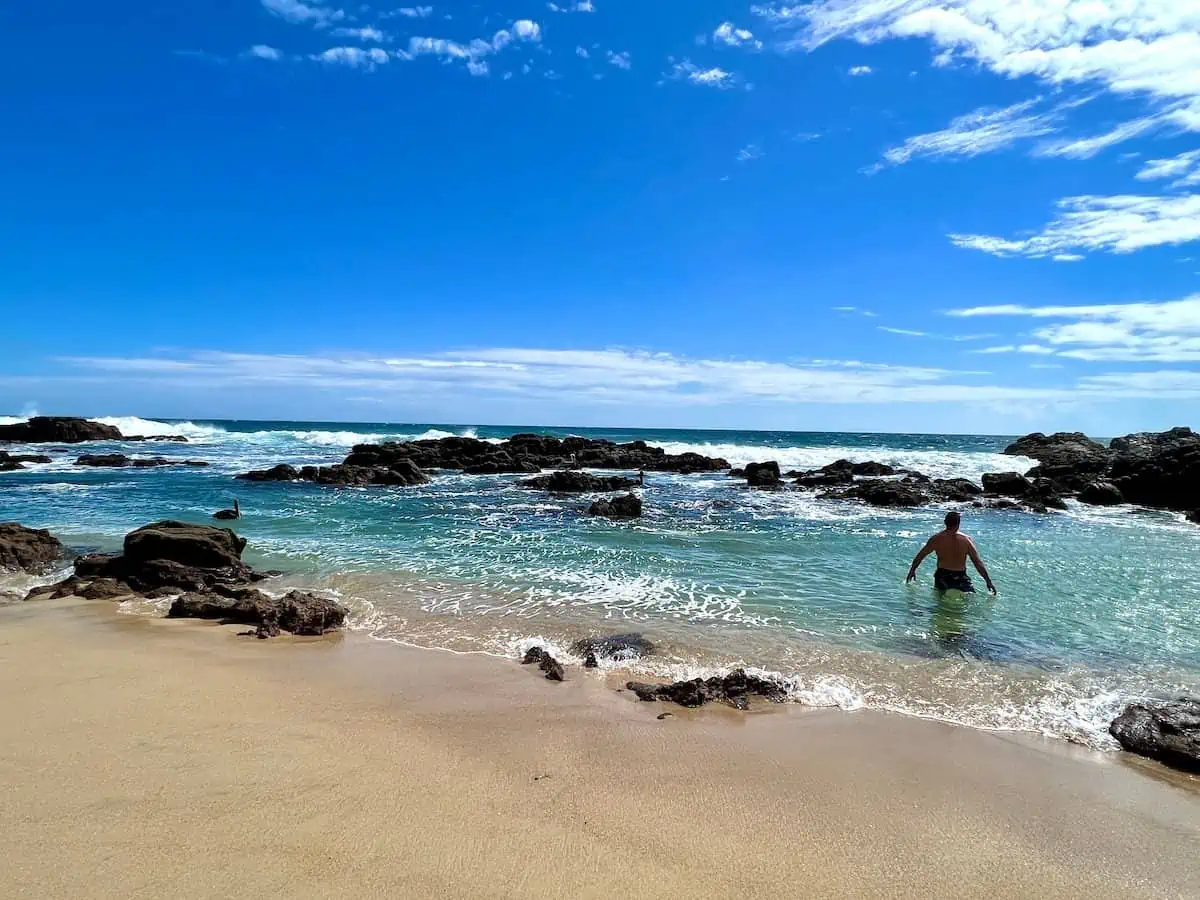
2 1 1199 434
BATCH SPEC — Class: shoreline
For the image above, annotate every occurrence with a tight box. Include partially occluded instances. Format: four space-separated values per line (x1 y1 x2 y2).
1 596 1196 898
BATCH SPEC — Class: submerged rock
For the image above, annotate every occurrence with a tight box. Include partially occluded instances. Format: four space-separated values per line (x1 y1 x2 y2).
0 451 53 471
625 669 788 709
75 454 208 469
168 588 347 637
236 460 427 487
588 494 643 519
744 461 783 489
570 633 654 662
0 523 65 574
1109 699 1200 772
0 416 123 444
521 646 565 682
1188 510 1200 525
521 471 638 493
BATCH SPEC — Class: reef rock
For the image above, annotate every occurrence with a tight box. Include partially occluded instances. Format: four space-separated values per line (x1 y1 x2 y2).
625 669 788 709
588 494 643 519
1077 481 1125 507
1109 699 1200 772
0 523 65 574
0 416 123 444
570 633 654 662
744 461 783 489
236 460 427 487
522 471 638 493
168 588 347 637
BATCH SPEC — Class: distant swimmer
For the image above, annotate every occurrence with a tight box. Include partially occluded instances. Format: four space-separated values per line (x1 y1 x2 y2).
906 510 996 595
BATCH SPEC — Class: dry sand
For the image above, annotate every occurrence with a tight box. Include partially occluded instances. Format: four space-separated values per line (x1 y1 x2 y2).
0 597 1196 899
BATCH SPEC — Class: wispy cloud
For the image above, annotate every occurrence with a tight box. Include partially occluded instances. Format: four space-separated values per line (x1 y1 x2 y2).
330 26 387 43
713 23 763 50
755 1 1200 131
950 295 1200 362
878 326 927 337
392 6 432 18
261 0 344 27
403 21 542 75
1137 149 1200 189
248 45 283 61
950 194 1200 258
53 348 1098 407
878 98 1057 167
664 60 739 90
1034 115 1164 159
737 144 764 162
607 50 631 70
832 306 879 318
312 46 389 68
848 64 872 76
548 1 595 12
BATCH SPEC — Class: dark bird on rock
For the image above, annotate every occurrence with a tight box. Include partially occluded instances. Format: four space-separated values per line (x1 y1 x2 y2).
213 499 240 521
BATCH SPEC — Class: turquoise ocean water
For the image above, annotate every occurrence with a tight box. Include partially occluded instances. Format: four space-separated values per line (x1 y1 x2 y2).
2 415 1197 748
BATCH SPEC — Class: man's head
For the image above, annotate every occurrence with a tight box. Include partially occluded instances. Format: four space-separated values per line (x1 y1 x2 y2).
944 510 961 532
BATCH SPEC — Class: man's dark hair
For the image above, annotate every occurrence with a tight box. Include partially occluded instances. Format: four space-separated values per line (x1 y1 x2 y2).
944 511 961 529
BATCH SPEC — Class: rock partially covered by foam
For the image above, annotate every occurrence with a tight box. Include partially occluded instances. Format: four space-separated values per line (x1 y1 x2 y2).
626 670 788 709
1110 699 1200 772
588 494 642 519
0 523 65 574
0 416 123 444
570 633 654 663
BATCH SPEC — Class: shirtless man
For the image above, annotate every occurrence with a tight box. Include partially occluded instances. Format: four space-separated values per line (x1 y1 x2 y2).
906 511 996 595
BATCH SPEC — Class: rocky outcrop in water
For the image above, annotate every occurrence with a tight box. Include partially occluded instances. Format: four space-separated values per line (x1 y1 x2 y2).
0 451 53 471
344 434 729 476
0 416 123 444
0 523 66 574
522 471 638 493
1000 428 1200 514
1109 699 1200 772
571 633 654 664
75 454 208 469
521 646 565 681
744 461 783 489
588 494 643 519
626 670 789 709
794 459 898 487
237 461 428 487
168 588 346 638
124 435 189 443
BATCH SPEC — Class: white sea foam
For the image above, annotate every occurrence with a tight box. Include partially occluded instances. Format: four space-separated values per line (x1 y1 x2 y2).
645 439 1032 482
91 416 227 441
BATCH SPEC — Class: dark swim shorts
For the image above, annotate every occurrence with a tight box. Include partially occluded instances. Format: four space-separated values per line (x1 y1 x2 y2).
934 568 975 593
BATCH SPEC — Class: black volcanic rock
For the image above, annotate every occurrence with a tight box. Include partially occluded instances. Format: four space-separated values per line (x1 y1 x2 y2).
588 494 643 519
0 523 65 574
570 633 654 661
522 471 638 493
1108 428 1200 511
1005 432 1110 468
521 646 565 681
1109 699 1200 772
626 669 788 709
744 461 783 488
1078 481 1125 506
237 464 302 482
236 460 428 487
168 588 347 637
75 454 208 469
0 416 123 444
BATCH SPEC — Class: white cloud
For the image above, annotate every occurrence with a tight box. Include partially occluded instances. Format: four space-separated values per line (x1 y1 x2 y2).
56 348 1094 407
880 98 1057 166
313 46 389 68
713 23 763 50
665 60 738 89
951 294 1200 362
466 59 489 77
394 6 433 18
575 46 589 59
248 45 283 61
261 0 344 27
737 144 764 162
1034 115 1164 159
513 20 542 42
607 50 631 70
548 1 594 11
757 1 1200 128
833 305 879 317
1137 149 1200 189
848 65 872 76
330 26 387 42
878 327 928 337
1052 253 1084 262
950 194 1200 258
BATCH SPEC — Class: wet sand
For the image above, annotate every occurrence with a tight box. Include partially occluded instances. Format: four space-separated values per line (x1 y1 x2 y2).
0 597 1196 899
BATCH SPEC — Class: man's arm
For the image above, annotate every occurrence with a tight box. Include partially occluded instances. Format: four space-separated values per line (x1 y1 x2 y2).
966 539 997 594
906 538 935 583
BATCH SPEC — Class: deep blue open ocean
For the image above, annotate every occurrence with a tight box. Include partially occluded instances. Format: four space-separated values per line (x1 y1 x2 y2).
3 415 1198 748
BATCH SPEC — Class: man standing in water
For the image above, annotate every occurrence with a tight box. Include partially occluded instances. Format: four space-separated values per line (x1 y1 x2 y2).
906 511 997 595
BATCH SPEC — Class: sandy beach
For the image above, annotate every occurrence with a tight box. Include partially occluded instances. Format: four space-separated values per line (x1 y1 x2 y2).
1 596 1196 899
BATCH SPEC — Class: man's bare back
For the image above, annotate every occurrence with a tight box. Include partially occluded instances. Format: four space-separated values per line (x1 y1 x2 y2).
906 511 996 594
